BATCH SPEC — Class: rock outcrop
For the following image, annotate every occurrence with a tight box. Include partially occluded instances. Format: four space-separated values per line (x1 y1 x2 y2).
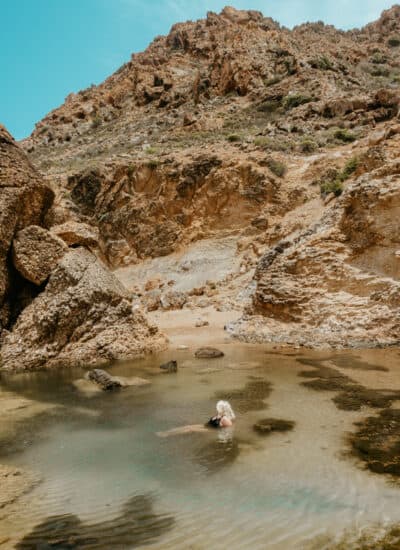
229 134 400 347
1 248 165 371
0 126 166 371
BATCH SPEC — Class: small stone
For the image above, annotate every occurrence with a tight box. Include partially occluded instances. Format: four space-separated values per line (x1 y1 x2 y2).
160 360 178 372
195 319 209 327
194 347 224 358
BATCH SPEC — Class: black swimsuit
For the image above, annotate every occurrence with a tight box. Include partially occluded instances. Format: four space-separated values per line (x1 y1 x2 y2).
206 416 221 428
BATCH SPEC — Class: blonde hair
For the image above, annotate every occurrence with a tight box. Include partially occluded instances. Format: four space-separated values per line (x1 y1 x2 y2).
216 400 235 421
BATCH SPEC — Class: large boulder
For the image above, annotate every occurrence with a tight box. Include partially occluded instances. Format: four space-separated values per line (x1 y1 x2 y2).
0 126 54 332
1 248 166 371
12 225 68 285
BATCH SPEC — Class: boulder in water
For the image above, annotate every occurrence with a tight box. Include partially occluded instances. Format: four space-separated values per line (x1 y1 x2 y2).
195 347 224 359
160 360 178 372
85 368 123 391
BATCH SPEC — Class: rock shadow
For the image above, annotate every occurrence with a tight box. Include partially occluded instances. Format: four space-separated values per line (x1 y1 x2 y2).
16 494 174 549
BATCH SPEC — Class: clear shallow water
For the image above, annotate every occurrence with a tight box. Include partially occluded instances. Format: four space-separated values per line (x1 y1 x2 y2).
1 347 400 549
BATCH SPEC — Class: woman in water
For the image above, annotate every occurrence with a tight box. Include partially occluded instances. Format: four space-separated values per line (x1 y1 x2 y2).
156 400 235 437
206 400 235 428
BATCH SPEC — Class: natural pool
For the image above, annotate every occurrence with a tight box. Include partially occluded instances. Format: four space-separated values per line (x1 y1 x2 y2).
1 346 400 549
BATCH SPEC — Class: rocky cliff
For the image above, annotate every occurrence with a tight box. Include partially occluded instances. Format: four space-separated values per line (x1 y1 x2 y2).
0 126 165 371
18 5 400 349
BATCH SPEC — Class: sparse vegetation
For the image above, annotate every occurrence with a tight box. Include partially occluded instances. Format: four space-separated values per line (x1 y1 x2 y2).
309 56 334 70
253 136 293 152
146 159 159 169
226 133 242 142
282 93 313 111
299 138 318 153
145 146 159 155
370 51 387 64
91 115 102 128
388 35 400 47
257 99 281 113
340 156 359 180
266 158 287 178
319 156 359 197
320 179 344 197
334 128 357 143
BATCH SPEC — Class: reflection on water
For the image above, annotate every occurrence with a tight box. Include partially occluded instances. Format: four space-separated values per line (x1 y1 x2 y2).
1 347 400 549
16 494 174 550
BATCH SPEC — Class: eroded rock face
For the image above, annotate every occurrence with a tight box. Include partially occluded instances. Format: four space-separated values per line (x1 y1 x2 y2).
1 248 166 371
230 161 400 348
12 225 68 285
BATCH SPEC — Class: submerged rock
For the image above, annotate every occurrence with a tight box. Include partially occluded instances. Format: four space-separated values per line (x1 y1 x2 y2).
16 494 175 549
85 368 123 391
351 408 400 477
195 347 224 359
160 360 178 372
253 418 295 435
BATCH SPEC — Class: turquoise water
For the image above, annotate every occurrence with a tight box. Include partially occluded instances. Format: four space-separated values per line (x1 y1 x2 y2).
1 347 400 549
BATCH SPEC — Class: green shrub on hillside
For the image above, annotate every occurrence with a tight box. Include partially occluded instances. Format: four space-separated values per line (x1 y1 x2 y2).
388 35 400 47
299 138 318 153
266 158 287 178
227 133 242 142
334 129 356 143
282 94 313 111
309 56 334 70
319 156 359 198
253 136 293 152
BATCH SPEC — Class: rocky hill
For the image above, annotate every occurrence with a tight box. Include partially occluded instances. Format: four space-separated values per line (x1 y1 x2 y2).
18 5 400 350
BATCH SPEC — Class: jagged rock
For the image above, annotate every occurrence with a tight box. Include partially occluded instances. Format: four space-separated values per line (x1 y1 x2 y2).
1 248 166 371
231 166 400 348
160 360 178 372
85 368 122 390
12 225 68 285
160 290 187 310
195 347 224 358
51 221 99 248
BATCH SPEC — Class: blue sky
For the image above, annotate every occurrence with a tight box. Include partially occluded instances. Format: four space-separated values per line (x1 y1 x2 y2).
1 0 396 139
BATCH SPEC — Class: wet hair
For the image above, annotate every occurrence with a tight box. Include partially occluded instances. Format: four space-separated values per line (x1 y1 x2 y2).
216 400 235 421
